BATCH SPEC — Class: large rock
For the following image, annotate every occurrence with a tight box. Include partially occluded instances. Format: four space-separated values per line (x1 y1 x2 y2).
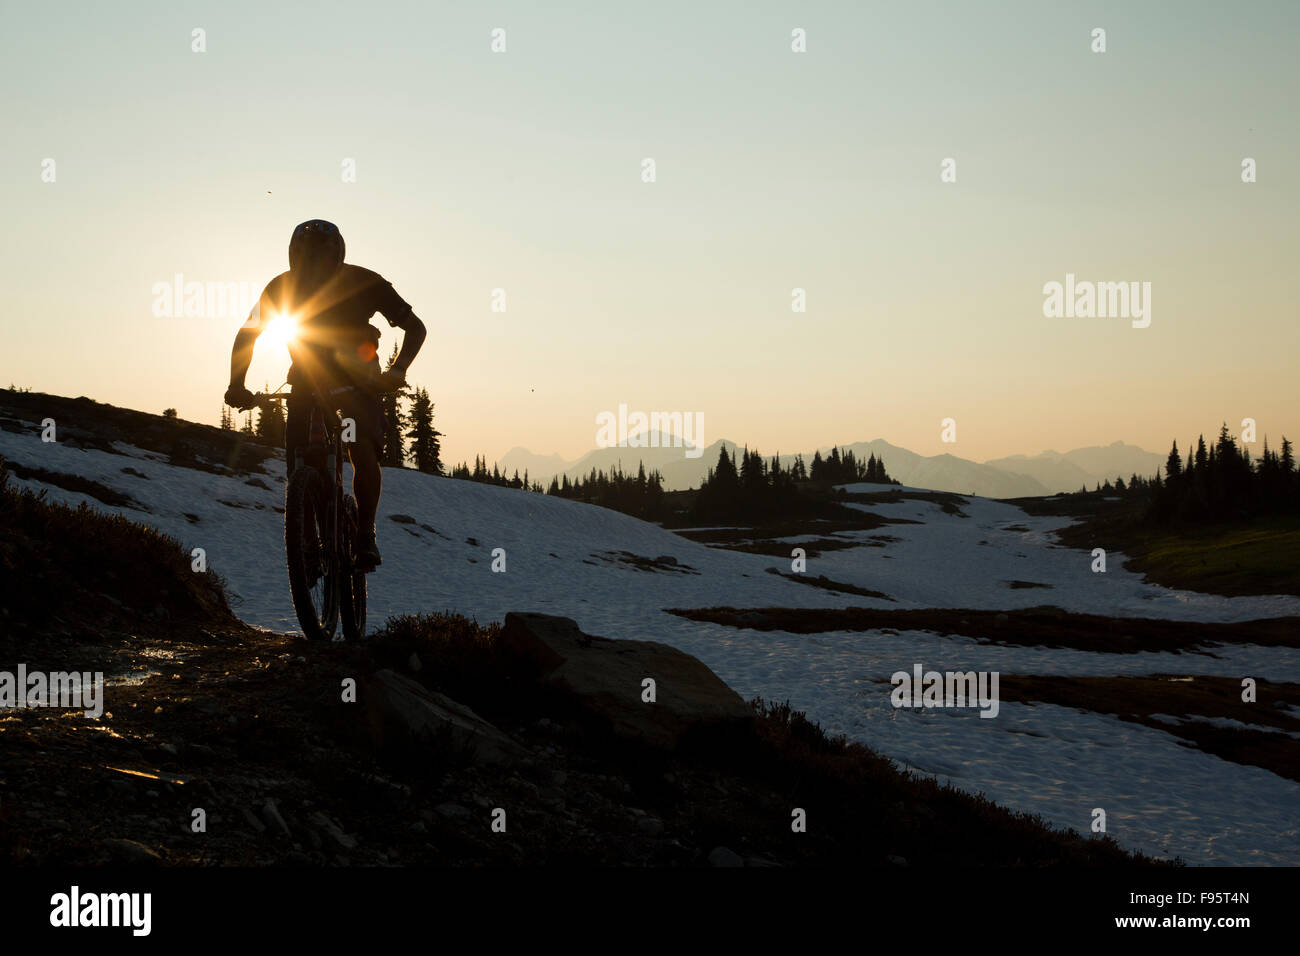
501 613 753 751
366 669 526 764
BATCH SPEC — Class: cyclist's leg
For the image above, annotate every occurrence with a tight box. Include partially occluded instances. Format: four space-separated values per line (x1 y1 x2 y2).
350 436 381 531
284 389 309 480
341 390 385 563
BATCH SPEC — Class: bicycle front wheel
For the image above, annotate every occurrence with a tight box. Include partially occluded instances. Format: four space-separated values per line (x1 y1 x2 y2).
285 465 339 641
340 494 367 641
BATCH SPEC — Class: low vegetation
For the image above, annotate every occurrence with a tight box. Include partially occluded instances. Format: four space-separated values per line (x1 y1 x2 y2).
0 457 234 640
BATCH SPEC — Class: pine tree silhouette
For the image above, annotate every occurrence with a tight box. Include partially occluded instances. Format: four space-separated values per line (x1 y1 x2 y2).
405 387 442 474
254 382 285 445
380 343 407 467
1165 440 1181 480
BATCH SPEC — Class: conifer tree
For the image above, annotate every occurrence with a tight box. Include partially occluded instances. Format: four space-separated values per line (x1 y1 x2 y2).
380 343 408 467
254 382 285 445
405 387 442 474
1165 440 1182 481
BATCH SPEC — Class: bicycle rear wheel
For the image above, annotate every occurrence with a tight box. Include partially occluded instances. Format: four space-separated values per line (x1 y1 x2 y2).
285 465 339 641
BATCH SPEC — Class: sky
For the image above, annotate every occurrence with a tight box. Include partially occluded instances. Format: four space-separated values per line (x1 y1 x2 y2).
2 1 1297 468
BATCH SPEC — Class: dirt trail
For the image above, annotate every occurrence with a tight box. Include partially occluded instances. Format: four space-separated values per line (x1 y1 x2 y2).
1 613 1157 867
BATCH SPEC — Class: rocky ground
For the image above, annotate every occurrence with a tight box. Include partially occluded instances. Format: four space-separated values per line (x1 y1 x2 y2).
1 607 1163 868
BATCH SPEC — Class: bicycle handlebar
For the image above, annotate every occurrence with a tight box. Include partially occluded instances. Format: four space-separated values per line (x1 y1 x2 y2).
240 381 408 411
242 392 290 409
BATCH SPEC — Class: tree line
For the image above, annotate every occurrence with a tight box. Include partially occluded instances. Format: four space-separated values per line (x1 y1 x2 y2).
694 444 898 523
1063 424 1299 525
447 455 668 521
546 462 667 520
808 445 897 484
1150 426 1297 523
448 456 545 492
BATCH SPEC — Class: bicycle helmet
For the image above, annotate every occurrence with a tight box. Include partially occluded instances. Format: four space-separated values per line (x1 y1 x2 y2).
288 219 345 276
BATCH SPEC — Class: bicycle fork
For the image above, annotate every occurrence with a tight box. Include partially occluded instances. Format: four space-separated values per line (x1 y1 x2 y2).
307 406 342 571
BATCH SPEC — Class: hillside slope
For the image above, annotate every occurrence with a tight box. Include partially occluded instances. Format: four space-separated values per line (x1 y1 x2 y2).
3 391 1300 865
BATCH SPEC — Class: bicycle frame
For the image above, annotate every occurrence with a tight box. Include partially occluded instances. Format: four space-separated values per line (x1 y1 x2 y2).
254 388 352 580
255 378 402 576
293 391 351 579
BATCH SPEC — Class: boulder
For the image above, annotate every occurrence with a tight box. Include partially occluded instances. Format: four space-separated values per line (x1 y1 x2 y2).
366 669 526 765
708 846 745 867
260 797 292 838
308 811 357 849
100 838 162 865
500 612 753 751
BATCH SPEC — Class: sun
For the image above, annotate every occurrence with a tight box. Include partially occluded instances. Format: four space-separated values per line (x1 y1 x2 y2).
261 311 299 349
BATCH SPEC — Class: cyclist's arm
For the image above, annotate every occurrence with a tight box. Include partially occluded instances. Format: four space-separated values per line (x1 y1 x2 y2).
229 296 270 388
387 309 426 375
364 270 427 376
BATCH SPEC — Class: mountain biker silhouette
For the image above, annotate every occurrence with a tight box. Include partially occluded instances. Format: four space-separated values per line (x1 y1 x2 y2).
224 219 426 568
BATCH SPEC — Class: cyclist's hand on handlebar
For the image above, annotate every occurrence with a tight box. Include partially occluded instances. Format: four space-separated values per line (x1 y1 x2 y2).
224 384 255 409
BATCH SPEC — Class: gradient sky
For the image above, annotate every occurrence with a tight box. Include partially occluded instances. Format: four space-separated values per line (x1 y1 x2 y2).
3 1 1297 468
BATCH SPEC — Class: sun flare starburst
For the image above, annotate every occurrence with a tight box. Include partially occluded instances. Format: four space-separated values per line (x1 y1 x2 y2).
261 311 298 349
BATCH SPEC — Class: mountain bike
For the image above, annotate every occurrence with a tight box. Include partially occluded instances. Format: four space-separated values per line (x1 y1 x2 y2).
248 385 397 642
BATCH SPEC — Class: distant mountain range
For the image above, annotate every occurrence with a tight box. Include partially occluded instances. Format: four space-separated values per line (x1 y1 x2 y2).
498 438 1166 498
